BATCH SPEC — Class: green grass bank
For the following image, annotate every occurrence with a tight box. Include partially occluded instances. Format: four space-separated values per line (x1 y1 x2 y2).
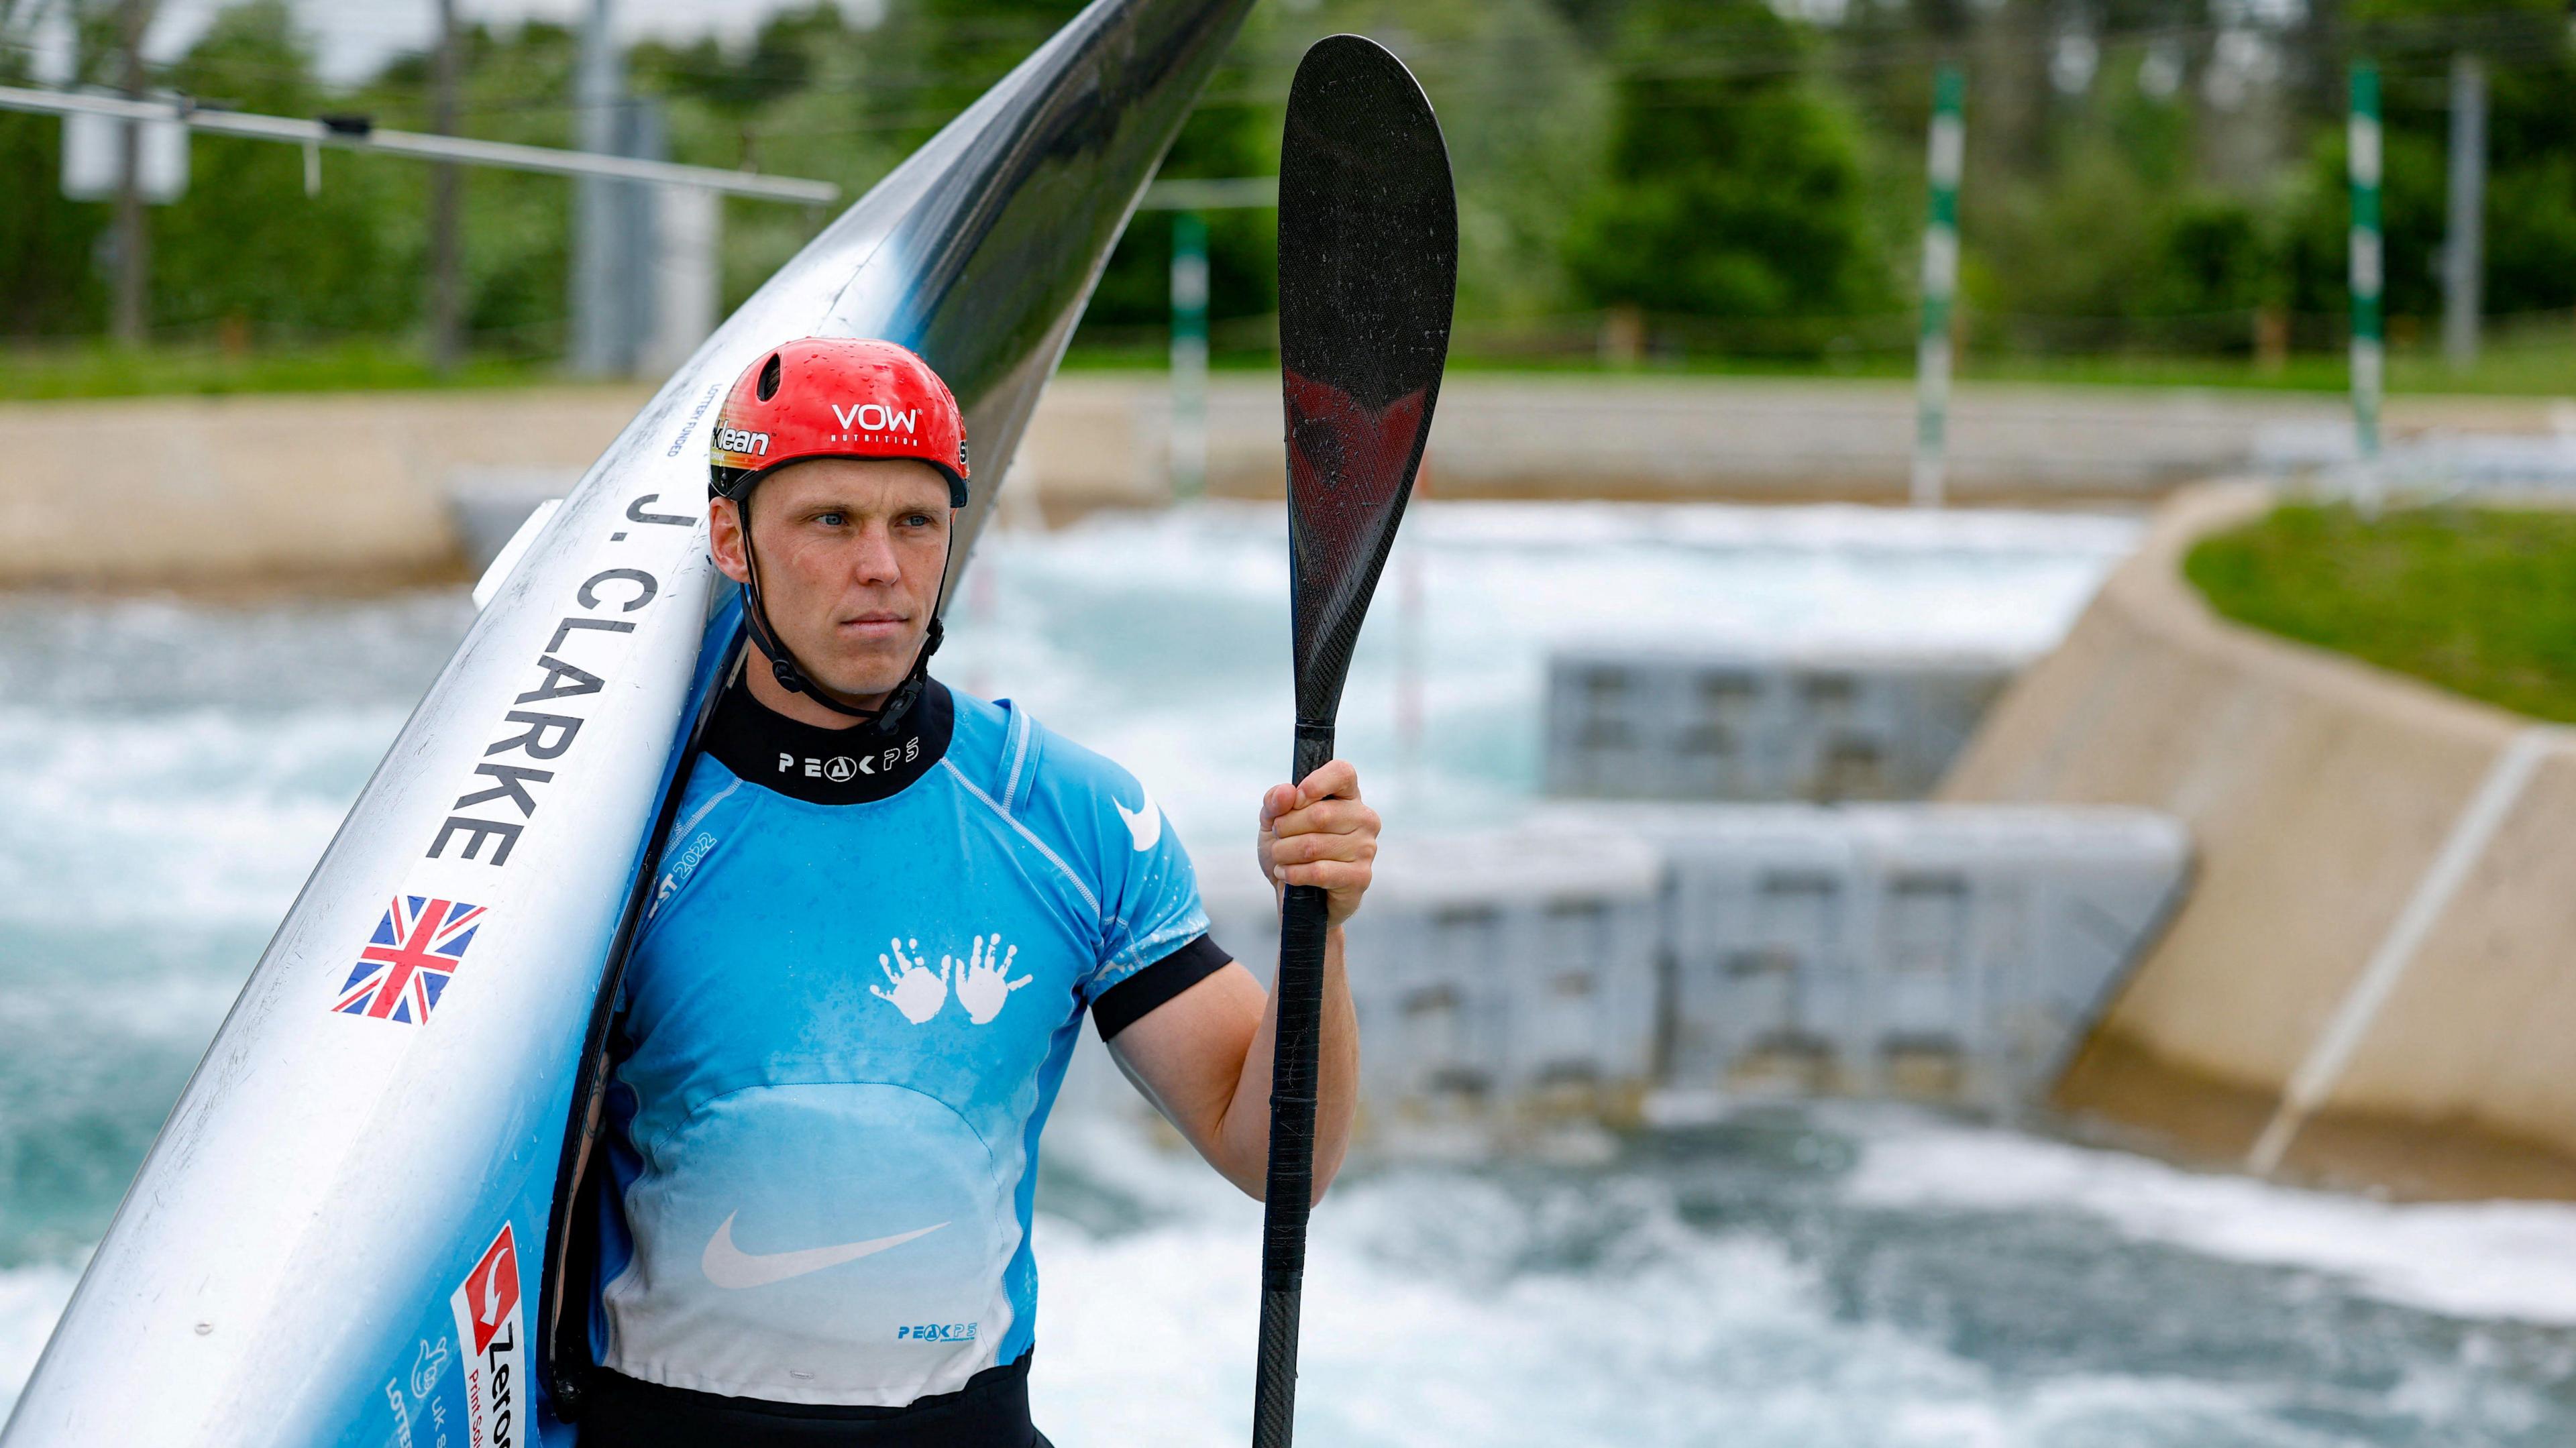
2186 502 2576 724
11 325 2576 401
0 340 549 400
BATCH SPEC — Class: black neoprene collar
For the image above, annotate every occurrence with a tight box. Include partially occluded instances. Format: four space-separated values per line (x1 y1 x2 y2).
703 665 955 805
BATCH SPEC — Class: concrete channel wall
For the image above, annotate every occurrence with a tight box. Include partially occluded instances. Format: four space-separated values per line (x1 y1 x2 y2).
1148 807 2188 1136
9 376 2564 588
1943 482 2576 1199
0 385 654 588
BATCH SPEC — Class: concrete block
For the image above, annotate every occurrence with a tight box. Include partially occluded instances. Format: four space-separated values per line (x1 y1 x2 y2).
1189 805 2186 1127
1574 803 2192 1110
1545 649 2015 803
1197 823 1666 1121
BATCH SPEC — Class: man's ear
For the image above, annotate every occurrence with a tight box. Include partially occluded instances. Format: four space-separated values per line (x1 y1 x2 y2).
710 497 753 586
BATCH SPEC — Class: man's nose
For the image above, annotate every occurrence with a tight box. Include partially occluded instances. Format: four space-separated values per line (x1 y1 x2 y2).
846 524 904 586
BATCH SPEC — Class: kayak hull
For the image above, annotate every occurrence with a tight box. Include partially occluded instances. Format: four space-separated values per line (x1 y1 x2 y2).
0 2 1253 1442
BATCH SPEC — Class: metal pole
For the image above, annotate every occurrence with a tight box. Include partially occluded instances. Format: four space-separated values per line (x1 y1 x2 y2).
572 0 623 375
620 97 663 372
110 0 149 346
0 85 837 201
426 0 464 373
1912 64 1963 509
2442 52 2485 375
2350 60 2384 514
1169 208 1209 499
644 178 718 376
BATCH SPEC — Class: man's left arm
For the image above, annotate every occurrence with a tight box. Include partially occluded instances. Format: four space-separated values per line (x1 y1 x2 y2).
1106 760 1375 1203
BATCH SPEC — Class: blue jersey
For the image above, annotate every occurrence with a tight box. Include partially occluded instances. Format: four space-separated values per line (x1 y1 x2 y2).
591 634 1217 1407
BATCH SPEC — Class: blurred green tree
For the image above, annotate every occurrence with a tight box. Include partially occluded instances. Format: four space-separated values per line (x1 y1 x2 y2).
0 45 107 335
2474 18 2576 321
2275 0 2576 331
646 5 831 119
865 0 1085 145
1964 49 2284 352
5 0 2573 376
1074 0 1613 351
152 0 415 339
1561 0 1895 336
1072 99 1276 347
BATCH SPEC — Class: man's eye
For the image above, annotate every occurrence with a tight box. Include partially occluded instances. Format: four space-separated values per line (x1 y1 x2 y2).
816 512 846 526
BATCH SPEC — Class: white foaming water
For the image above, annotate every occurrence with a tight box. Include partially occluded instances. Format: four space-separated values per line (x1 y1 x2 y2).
1844 1111 2576 1327
1028 1120 2043 1447
0 706 407 929
938 501 2139 847
12 501 2576 1443
0 1268 76 1417
1026 1113 2576 1446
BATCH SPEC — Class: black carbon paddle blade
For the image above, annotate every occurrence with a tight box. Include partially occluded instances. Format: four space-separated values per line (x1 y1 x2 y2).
1254 38 1456 1448
1279 34 1458 732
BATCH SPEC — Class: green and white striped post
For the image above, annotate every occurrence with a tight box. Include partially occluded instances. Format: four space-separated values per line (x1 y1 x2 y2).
1913 64 1964 509
2349 61 2384 514
1169 208 1211 500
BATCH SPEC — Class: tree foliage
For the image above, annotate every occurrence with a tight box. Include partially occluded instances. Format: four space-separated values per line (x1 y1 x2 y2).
152 1 415 337
1 0 2573 365
1564 0 1895 325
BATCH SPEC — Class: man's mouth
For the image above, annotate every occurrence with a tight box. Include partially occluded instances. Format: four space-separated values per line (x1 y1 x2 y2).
837 611 912 640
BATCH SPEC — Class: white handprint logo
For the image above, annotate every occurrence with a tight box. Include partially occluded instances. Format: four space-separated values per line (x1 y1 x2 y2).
953 933 1032 1025
870 937 949 1024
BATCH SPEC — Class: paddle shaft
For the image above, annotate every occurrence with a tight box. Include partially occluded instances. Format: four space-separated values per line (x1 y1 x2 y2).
1253 722 1338 1447
1254 31 1456 1443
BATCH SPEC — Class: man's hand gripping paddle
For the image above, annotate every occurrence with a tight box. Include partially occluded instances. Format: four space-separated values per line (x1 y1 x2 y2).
1253 34 1456 1448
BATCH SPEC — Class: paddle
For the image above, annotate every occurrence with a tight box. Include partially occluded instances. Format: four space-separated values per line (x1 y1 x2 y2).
1253 34 1457 1448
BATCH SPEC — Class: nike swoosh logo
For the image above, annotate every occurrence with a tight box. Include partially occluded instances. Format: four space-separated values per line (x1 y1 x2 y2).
1114 785 1161 852
700 1213 948 1290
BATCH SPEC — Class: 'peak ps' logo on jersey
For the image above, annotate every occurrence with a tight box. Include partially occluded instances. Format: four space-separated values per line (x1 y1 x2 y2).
335 895 485 1023
775 736 920 781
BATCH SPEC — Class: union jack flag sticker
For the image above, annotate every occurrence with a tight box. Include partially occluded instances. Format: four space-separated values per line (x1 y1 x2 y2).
335 895 486 1024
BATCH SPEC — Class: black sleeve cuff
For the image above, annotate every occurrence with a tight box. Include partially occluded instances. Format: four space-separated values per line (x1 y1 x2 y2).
1093 933 1232 1042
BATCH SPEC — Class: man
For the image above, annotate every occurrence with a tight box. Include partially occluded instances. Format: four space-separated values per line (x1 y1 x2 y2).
579 337 1375 1447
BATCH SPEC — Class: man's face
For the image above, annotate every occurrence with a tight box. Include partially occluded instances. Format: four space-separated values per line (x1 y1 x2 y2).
710 457 954 703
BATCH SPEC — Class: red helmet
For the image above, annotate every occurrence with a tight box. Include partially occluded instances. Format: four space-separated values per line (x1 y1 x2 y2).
709 337 970 507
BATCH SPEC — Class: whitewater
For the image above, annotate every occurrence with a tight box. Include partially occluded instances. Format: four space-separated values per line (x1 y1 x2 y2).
7 500 2575 1444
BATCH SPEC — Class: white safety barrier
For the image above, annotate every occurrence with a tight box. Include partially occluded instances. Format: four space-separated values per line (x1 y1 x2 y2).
1545 649 2016 802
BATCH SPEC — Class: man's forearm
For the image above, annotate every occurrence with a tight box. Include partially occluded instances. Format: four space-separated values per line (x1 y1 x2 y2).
1212 926 1360 1201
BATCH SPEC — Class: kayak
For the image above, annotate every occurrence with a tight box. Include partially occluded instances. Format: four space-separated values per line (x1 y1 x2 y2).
0 2 1252 1443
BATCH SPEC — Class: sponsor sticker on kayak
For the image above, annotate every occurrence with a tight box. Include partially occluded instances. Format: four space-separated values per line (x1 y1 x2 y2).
448 1222 527 1448
335 895 487 1025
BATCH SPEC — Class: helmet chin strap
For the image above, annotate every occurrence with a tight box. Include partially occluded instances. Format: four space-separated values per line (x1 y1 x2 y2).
736 493 953 736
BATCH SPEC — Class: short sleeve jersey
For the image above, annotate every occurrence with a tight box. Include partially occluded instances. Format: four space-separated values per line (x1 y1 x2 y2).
591 661 1216 1408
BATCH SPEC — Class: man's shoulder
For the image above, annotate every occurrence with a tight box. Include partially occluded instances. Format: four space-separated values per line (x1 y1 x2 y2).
945 688 1156 840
